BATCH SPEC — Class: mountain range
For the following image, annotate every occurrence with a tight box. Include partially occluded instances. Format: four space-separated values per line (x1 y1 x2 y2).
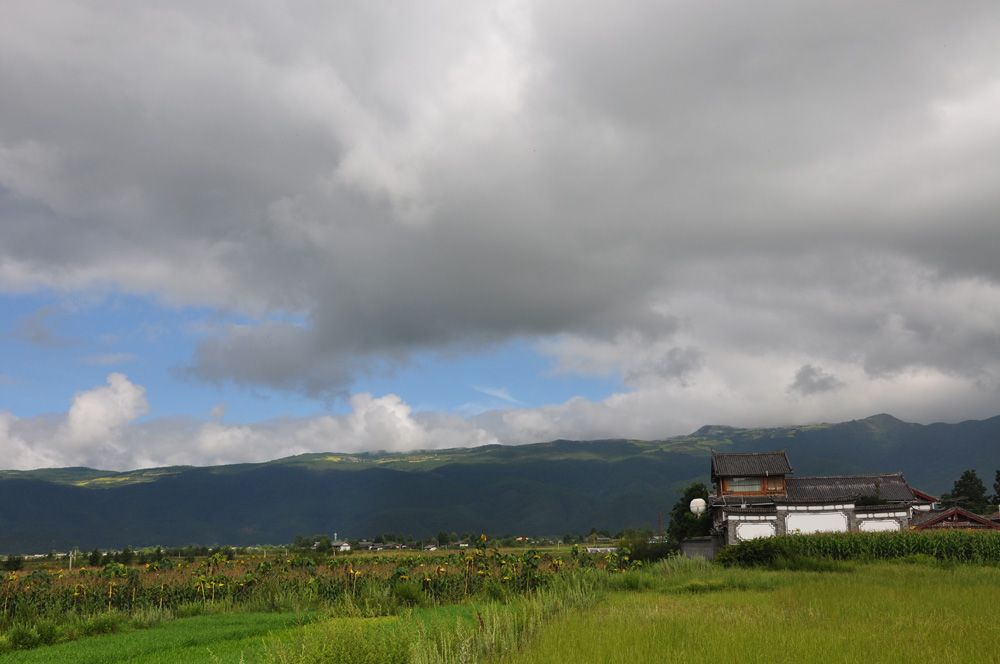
2 413 999 554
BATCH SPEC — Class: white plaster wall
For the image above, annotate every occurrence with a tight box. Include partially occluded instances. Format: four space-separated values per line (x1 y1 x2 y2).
858 519 900 533
785 512 848 535
734 521 776 541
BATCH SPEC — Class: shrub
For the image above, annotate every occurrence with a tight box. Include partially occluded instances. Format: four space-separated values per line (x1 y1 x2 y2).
1 556 24 572
714 537 792 568
6 624 38 650
391 580 426 608
620 538 674 564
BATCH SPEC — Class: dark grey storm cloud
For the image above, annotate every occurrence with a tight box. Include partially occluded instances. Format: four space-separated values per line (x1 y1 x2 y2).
790 364 844 397
1 0 999 456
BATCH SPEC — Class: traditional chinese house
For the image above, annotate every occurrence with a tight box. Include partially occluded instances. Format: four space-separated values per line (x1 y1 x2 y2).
709 450 935 545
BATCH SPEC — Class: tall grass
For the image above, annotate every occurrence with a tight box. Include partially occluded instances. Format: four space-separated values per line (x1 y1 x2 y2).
510 561 1000 664
258 570 600 664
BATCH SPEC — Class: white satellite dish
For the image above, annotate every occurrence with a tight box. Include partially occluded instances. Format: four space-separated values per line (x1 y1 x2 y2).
689 497 707 516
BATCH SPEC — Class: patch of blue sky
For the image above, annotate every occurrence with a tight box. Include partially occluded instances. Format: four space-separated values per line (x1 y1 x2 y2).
2 293 623 424
4 292 177 416
351 338 623 417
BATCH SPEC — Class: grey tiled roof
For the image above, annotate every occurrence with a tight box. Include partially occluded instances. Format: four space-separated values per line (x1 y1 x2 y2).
711 450 793 480
785 473 914 502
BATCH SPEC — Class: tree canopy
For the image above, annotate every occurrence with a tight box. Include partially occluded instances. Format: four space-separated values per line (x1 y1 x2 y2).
667 482 712 544
942 469 990 514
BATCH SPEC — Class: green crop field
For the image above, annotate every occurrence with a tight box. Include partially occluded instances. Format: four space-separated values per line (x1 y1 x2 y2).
0 612 316 664
511 560 1000 664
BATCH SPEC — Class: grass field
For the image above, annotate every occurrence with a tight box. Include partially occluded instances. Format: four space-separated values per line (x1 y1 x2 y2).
508 560 1000 664
0 612 316 664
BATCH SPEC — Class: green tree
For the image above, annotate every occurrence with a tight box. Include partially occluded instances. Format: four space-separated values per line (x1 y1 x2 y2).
2 555 24 572
117 545 135 565
437 530 449 548
991 469 1000 509
942 469 990 514
667 482 712 544
313 535 332 554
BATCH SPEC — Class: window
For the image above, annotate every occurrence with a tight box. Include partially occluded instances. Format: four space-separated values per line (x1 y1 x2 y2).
728 477 762 492
766 477 782 491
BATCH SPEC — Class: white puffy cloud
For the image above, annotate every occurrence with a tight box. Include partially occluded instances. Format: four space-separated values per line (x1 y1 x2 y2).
0 376 497 470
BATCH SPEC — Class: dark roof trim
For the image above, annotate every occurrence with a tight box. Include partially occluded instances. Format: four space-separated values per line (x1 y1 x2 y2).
912 507 1000 531
709 494 777 507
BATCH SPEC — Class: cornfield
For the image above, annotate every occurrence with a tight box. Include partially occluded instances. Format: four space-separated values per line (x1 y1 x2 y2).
784 530 1000 563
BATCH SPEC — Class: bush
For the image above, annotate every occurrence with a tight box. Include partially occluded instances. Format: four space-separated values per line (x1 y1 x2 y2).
714 537 792 568
619 538 674 563
1 556 24 572
6 624 39 650
390 580 426 608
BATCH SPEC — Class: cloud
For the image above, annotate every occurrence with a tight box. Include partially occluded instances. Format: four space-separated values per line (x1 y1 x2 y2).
2 364 998 472
1 374 149 472
0 376 496 470
60 373 148 449
472 386 521 404
1 1 1000 461
789 365 845 397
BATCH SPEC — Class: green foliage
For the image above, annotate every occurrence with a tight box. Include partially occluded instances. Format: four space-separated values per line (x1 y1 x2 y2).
389 580 426 608
942 469 990 513
115 546 135 566
2 556 25 572
666 482 712 545
714 537 793 568
0 543 607 654
619 538 672 563
716 530 1000 567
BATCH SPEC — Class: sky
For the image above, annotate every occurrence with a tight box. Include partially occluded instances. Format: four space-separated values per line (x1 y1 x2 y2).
2 1 1000 471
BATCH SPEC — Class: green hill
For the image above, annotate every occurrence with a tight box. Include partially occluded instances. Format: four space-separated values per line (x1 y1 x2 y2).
1 414 999 553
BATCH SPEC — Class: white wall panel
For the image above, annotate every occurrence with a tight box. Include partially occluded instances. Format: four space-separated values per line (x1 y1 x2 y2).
734 521 776 541
858 519 900 533
785 512 848 534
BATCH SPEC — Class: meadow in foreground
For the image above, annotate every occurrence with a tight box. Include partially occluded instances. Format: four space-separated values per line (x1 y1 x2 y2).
7 532 1000 663
509 557 1000 664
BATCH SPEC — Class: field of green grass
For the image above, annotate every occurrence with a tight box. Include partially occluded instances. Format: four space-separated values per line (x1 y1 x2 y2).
510 559 1000 664
0 612 316 664
5 554 1000 663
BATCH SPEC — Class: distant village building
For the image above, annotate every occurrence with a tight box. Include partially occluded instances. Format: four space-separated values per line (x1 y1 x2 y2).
708 450 936 546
